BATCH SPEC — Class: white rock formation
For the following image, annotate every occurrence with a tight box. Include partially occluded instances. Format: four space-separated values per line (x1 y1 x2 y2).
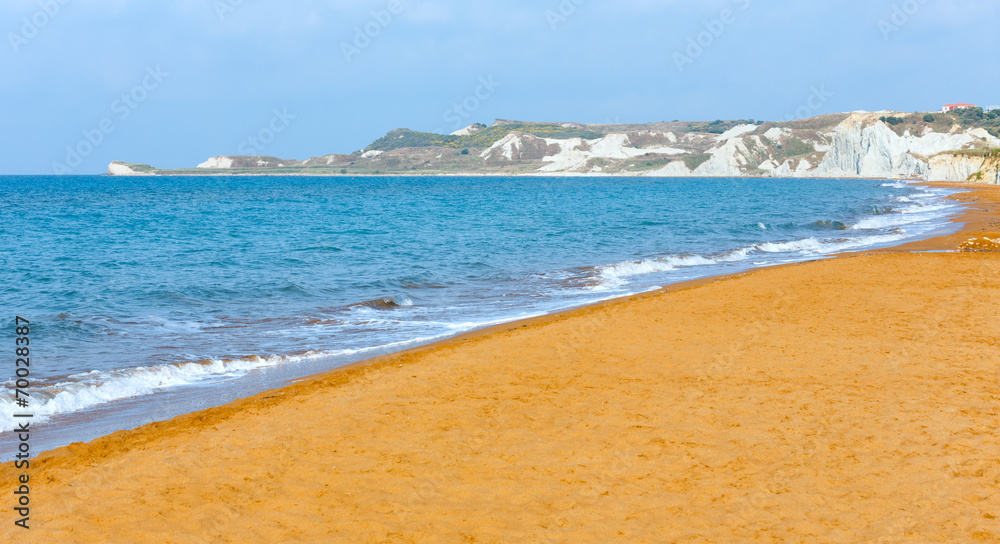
532 134 685 172
812 117 927 178
481 133 527 161
694 137 752 176
107 162 154 176
928 153 1000 183
197 156 235 169
451 124 483 136
715 124 758 142
764 127 790 141
928 154 983 181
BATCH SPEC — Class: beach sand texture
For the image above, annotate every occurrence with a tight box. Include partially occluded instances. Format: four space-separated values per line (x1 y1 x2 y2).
4 184 1000 543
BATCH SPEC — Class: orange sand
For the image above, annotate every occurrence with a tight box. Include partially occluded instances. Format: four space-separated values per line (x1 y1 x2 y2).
4 183 1000 543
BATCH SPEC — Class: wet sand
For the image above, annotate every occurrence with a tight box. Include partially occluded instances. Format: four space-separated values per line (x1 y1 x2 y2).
4 183 1000 543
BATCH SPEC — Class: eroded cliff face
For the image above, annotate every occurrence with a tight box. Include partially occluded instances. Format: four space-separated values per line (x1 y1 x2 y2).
107 161 155 176
812 117 928 178
109 112 1000 181
648 113 998 182
197 156 298 169
928 155 983 182
929 153 1000 183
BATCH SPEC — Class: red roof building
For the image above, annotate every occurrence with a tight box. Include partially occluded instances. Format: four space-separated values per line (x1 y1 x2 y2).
942 103 976 112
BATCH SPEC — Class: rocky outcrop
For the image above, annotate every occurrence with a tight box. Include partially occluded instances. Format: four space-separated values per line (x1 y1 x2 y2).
108 161 155 176
480 133 554 162
812 116 928 178
929 152 1000 183
451 123 485 136
928 154 986 182
299 154 356 167
197 156 297 169
109 112 1000 181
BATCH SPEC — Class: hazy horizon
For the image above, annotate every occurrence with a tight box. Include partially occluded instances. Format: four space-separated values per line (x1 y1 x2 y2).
2 0 998 174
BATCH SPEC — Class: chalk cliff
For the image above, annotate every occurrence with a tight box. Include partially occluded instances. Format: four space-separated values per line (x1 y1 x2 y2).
108 161 155 176
110 111 1000 183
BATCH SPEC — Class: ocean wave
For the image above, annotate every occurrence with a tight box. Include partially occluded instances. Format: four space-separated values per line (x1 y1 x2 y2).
594 247 764 289
0 334 450 433
591 223 938 290
813 220 850 230
0 355 297 432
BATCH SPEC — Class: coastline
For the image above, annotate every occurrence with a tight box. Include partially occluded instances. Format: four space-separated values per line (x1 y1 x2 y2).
4 181 999 542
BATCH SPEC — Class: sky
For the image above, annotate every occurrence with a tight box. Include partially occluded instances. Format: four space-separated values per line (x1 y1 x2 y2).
1 0 998 174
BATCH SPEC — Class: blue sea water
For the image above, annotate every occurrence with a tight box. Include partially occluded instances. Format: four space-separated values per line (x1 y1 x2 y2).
0 175 964 453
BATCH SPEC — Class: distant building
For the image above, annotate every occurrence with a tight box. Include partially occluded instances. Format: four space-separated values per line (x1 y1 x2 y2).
986 106 999 112
942 103 976 112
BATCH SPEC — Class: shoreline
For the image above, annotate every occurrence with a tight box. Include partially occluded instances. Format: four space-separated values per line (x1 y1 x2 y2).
101 172 915 179
2 179 969 456
4 181 999 541
314 179 992 382
0 181 980 451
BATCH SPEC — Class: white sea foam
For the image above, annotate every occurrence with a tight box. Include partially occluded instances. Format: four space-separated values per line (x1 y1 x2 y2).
592 186 960 291
0 332 460 432
2 184 964 435
595 253 735 289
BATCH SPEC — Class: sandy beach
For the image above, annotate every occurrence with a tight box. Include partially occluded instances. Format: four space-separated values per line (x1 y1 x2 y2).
4 182 1000 543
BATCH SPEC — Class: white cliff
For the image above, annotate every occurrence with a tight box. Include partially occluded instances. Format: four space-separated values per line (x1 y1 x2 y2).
929 153 1000 183
812 116 927 178
107 161 155 176
693 137 753 176
198 156 235 169
109 112 1000 182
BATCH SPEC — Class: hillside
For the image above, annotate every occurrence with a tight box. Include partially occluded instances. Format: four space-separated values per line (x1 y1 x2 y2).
110 109 1000 183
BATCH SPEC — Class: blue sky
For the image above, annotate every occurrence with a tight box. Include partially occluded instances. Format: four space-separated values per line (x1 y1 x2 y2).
2 0 998 174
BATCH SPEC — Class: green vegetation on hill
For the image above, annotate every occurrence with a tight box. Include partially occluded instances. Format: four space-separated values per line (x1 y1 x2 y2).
765 136 815 162
364 122 604 152
683 154 712 170
459 123 603 148
364 129 460 152
689 119 757 134
113 161 156 172
942 147 1000 158
879 108 1000 138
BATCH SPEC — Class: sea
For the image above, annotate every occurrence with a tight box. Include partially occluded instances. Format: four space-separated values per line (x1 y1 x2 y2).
0 175 966 457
